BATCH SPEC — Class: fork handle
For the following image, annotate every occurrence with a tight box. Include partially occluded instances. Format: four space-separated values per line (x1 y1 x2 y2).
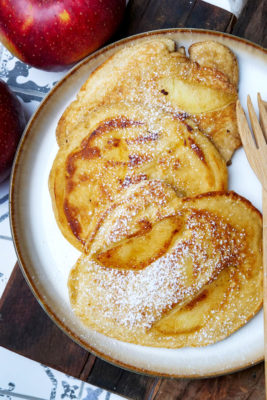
263 188 267 394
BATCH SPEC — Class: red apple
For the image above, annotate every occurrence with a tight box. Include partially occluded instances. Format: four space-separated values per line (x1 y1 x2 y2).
0 0 125 71
0 80 26 183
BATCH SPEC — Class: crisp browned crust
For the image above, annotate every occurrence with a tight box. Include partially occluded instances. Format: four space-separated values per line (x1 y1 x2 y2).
188 40 239 87
49 38 262 349
56 38 239 162
182 190 263 218
50 103 227 252
68 187 263 348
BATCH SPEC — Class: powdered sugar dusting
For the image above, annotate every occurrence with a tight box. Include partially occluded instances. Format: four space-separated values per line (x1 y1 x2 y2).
76 208 246 331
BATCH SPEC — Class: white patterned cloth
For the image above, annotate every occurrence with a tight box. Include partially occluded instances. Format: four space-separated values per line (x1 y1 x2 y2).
0 44 124 400
203 0 247 16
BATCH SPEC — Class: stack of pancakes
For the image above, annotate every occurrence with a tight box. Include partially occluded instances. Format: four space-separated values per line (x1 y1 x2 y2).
49 38 263 347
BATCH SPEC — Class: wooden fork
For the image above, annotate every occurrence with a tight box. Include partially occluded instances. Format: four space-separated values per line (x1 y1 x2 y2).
236 94 267 392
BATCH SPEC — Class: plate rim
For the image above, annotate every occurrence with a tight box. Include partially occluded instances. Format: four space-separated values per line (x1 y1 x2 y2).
10 28 267 379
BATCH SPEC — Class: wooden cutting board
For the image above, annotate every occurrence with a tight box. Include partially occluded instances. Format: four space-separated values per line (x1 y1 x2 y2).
1 1 266 399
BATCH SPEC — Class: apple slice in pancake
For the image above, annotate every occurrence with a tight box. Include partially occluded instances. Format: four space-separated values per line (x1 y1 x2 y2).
188 40 239 87
69 180 226 341
49 103 227 252
56 38 239 162
68 187 262 348
188 40 239 162
88 180 182 258
153 192 262 347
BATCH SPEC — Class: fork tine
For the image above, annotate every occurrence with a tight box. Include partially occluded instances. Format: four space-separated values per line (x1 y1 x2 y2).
247 95 266 147
236 100 257 151
257 93 267 141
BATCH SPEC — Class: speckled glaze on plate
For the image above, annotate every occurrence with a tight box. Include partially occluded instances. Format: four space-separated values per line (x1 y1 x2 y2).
10 29 267 378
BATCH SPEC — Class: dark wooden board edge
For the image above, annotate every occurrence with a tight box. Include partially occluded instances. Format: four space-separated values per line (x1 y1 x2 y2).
119 0 235 37
1 0 267 398
0 265 265 399
0 263 90 377
232 0 267 48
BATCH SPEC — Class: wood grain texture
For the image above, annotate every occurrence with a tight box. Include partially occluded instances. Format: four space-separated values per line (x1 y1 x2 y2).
184 0 235 32
1 0 266 399
0 263 90 378
120 0 234 37
86 357 156 399
232 0 267 48
153 365 265 400
120 0 195 36
0 266 265 399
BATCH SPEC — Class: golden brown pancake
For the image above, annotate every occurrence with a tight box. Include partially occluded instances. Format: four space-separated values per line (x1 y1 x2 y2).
188 41 240 162
56 38 239 162
48 38 259 349
192 102 239 162
188 40 239 87
68 187 262 348
49 103 227 252
88 180 182 258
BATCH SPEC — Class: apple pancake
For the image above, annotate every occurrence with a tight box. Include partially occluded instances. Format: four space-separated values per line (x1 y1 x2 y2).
188 40 239 162
88 180 182 257
56 38 239 162
188 40 239 86
49 103 227 251
68 188 262 348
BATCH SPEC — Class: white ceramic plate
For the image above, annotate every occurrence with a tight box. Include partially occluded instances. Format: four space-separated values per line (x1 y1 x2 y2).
10 29 267 378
